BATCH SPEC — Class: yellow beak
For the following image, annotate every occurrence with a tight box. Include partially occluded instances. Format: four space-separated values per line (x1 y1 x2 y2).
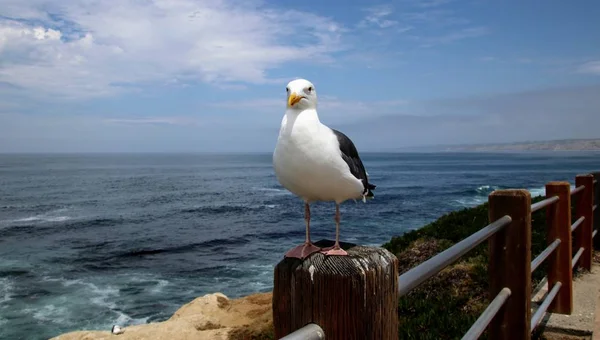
287 92 304 107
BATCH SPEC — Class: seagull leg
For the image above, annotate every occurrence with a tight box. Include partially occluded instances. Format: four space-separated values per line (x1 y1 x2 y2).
321 203 348 256
284 202 321 259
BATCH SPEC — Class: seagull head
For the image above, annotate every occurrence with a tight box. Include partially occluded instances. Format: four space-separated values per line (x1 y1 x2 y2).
285 79 317 110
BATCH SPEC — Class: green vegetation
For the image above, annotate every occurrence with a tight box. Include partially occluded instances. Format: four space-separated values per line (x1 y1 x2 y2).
382 195 558 340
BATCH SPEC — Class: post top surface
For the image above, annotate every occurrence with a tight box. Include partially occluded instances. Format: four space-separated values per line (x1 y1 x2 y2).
277 239 397 276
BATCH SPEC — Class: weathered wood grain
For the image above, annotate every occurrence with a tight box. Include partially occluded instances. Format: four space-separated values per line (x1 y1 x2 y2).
273 240 398 340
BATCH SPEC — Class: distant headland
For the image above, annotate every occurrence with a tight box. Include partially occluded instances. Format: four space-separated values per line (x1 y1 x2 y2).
400 138 600 152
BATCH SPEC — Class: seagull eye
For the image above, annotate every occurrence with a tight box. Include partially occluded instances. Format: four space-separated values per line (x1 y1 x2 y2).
286 87 289 93
307 86 313 92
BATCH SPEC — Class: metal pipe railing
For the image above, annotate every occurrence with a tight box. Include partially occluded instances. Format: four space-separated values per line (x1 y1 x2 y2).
461 287 511 340
279 323 325 340
571 185 585 196
572 247 585 269
530 282 562 332
571 216 585 232
531 196 559 213
399 215 512 297
531 239 561 273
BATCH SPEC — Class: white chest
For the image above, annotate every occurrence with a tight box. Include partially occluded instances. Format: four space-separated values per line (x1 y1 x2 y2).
272 111 363 202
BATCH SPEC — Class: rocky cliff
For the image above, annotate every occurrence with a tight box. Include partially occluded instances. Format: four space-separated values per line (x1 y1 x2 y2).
51 292 274 340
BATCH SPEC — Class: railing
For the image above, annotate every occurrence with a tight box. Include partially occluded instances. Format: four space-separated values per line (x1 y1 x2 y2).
276 172 599 340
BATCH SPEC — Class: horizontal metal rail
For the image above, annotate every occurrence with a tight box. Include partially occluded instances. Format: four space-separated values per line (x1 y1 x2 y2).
461 287 511 340
572 247 585 269
594 230 598 239
279 323 325 340
399 215 512 297
571 216 585 232
531 196 559 213
530 282 562 332
571 185 585 196
531 239 561 273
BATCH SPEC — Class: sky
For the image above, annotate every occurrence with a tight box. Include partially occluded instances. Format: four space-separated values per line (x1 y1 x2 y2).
1 0 600 153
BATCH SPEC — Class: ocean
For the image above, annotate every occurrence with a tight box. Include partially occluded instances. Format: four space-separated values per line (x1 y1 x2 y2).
1 152 599 340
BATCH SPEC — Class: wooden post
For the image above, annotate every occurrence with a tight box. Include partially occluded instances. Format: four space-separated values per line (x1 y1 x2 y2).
593 172 600 250
575 175 594 271
545 182 573 314
273 241 398 340
488 189 532 340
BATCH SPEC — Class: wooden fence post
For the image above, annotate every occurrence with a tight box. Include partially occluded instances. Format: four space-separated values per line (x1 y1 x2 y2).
273 242 399 340
545 182 573 314
592 172 600 250
575 175 594 271
488 189 532 340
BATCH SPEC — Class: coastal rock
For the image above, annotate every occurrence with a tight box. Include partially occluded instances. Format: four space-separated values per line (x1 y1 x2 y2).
51 292 273 340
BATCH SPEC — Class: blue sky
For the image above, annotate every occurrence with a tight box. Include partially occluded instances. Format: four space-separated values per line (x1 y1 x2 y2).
1 0 599 152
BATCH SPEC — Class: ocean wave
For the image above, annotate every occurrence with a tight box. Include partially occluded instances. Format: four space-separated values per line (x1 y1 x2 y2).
114 311 149 327
41 276 120 310
454 197 487 207
114 236 249 258
181 204 276 215
527 184 575 198
453 184 577 208
12 215 72 223
1 207 73 225
254 187 288 193
475 185 500 194
0 217 127 240
32 303 70 323
0 278 13 304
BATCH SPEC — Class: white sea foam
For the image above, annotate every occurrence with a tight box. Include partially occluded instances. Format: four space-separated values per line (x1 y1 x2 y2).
41 276 120 310
528 184 575 198
0 278 13 304
455 197 487 207
114 311 149 326
456 184 578 208
149 280 169 294
13 216 72 223
4 208 73 224
32 304 70 323
254 187 291 196
87 283 120 310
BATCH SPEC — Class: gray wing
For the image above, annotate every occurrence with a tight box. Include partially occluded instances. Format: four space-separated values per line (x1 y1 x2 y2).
331 128 376 197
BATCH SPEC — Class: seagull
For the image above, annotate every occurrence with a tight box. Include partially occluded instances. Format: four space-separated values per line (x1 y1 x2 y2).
111 325 124 335
273 78 375 259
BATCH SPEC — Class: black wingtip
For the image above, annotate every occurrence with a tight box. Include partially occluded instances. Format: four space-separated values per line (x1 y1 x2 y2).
365 182 376 197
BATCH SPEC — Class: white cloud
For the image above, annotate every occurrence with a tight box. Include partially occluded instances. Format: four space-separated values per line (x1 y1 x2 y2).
0 0 346 99
577 61 600 75
358 5 398 29
416 0 453 8
104 117 203 126
413 26 488 47
209 95 409 125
